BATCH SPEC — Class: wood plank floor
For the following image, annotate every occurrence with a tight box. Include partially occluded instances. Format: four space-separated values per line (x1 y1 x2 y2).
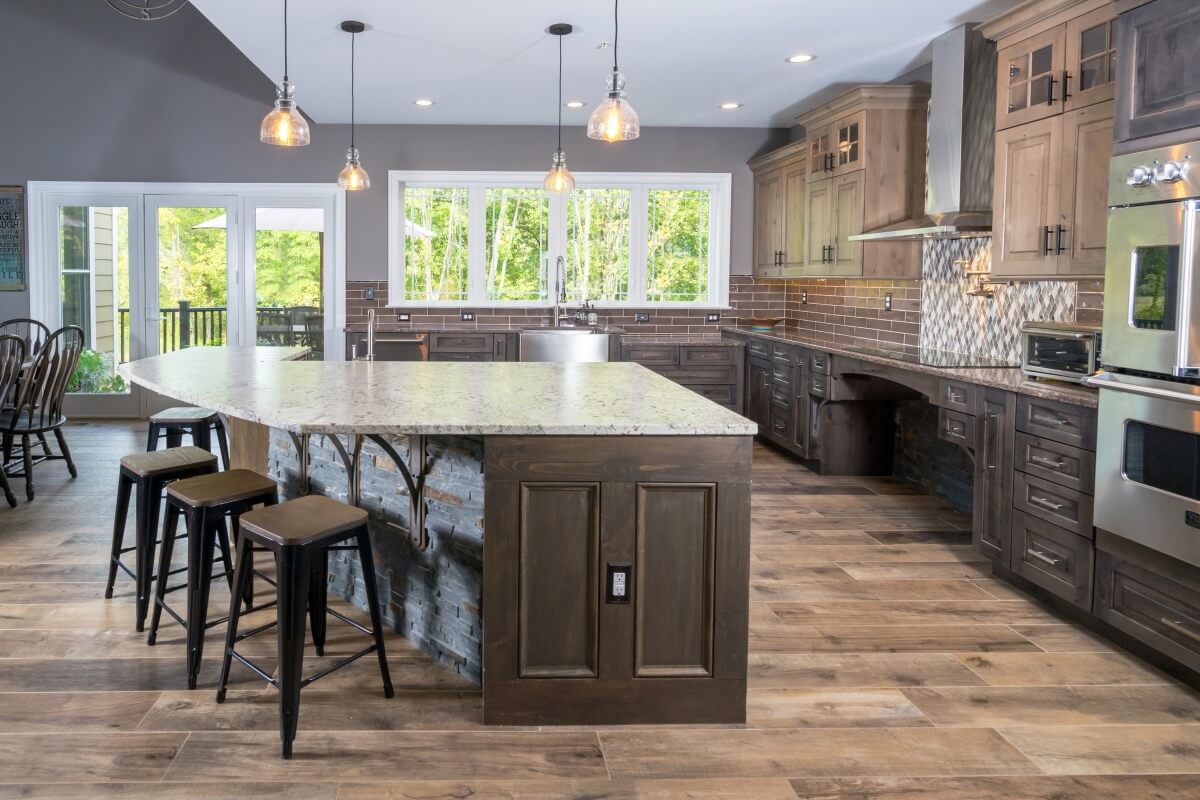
2 422 1199 798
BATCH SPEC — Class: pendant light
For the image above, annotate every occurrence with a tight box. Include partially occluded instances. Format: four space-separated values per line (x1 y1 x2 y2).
544 24 576 193
587 0 640 142
260 0 311 147
337 21 370 191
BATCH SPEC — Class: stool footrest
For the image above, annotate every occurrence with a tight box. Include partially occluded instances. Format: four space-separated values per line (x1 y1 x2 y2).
235 618 279 642
156 601 187 630
327 607 373 637
230 651 278 685
300 645 378 688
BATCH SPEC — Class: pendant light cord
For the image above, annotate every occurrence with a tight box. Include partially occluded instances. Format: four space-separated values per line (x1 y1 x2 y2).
282 0 289 82
556 32 563 152
350 30 357 150
612 0 619 73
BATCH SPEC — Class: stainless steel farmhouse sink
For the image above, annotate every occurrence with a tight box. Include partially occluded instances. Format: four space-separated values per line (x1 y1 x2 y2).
518 327 611 363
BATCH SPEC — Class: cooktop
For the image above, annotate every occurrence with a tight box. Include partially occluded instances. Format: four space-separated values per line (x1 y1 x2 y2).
842 343 1019 370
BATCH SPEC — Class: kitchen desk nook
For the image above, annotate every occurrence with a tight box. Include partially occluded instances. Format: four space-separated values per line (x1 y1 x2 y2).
121 346 755 726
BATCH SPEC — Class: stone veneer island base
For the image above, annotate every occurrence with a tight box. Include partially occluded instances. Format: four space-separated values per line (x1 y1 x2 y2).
123 347 755 726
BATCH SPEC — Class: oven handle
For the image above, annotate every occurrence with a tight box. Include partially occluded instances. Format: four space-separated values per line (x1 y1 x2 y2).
1083 372 1200 406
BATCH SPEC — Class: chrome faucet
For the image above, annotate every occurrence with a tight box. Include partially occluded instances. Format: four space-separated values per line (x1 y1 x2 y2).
553 255 569 327
365 307 377 361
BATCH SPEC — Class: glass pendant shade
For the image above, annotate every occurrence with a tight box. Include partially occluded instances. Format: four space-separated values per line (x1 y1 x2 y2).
261 81 311 147
587 72 640 142
543 150 575 193
337 148 370 191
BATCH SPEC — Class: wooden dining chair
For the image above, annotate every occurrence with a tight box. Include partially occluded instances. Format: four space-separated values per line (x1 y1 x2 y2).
0 318 50 361
0 334 25 508
1 325 83 501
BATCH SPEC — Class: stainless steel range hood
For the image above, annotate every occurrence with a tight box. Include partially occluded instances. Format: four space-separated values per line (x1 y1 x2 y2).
851 24 996 242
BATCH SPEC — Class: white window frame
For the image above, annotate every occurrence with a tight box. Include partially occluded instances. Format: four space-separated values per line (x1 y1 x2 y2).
387 170 731 309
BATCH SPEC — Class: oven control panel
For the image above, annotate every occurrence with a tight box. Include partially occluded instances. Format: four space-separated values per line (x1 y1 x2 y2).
1111 141 1198 207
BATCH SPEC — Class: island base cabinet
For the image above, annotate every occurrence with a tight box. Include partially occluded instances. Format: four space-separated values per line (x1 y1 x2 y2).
482 435 752 726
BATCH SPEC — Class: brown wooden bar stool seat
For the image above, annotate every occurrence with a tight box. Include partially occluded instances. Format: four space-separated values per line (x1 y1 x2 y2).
148 406 231 471
147 469 280 689
104 446 218 632
216 494 394 759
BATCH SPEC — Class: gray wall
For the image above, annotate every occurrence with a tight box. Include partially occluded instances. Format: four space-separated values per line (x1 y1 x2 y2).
0 1 786 320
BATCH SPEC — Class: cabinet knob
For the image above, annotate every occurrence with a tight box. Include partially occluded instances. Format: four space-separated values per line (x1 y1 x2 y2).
1126 165 1155 187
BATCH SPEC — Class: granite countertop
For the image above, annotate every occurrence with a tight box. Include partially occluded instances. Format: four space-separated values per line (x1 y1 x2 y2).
721 326 1098 409
345 322 628 334
120 346 757 437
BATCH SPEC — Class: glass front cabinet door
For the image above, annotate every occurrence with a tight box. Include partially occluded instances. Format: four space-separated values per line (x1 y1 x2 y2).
998 27 1066 130
1064 6 1117 112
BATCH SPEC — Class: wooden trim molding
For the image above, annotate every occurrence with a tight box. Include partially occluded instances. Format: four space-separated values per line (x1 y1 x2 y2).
979 0 1111 46
795 85 930 129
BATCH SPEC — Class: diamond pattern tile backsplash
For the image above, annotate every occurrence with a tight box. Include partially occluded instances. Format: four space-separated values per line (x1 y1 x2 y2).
919 238 1078 363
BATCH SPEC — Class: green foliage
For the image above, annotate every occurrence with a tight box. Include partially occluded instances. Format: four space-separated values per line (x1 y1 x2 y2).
647 189 709 302
568 189 630 302
486 188 549 301
405 188 469 302
1133 247 1170 325
69 348 127 394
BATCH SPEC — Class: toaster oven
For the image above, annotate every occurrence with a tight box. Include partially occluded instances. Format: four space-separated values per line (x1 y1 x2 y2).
1020 321 1102 382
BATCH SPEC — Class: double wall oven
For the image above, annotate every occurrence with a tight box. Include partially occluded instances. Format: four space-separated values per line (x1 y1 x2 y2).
1087 139 1200 567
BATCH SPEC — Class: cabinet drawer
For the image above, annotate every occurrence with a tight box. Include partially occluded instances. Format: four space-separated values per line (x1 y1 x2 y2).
682 383 735 406
622 344 679 366
794 348 808 368
1014 432 1095 494
810 352 830 375
937 408 976 447
429 332 493 353
770 385 792 408
770 363 793 387
1096 543 1200 673
1011 510 1094 610
429 351 491 362
651 365 738 384
1013 471 1093 537
809 373 828 397
768 404 794 442
1016 395 1096 450
937 380 978 415
747 339 770 359
770 343 793 364
680 346 736 366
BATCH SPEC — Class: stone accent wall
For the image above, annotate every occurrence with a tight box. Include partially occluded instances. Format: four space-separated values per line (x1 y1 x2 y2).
269 430 485 684
892 398 974 512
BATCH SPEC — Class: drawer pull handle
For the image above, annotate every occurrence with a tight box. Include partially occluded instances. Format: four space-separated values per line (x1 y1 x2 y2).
1028 548 1062 567
1161 617 1200 645
1030 455 1067 469
1029 495 1066 512
1032 412 1071 427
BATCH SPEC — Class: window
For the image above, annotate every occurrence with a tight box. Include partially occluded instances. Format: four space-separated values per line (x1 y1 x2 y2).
389 171 730 307
59 206 92 345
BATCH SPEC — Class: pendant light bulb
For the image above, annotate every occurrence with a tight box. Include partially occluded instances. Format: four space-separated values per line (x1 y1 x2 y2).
587 0 639 142
261 0 310 146
337 21 369 191
544 23 575 193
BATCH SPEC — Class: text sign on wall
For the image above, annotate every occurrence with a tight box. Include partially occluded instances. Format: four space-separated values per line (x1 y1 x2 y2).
0 187 25 291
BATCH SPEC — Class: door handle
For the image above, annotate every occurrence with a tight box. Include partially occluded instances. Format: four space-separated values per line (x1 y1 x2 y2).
1161 617 1200 645
1055 225 1066 255
1062 70 1072 101
1047 75 1057 106
1029 495 1066 512
1043 226 1053 256
1028 548 1063 567
1030 454 1067 470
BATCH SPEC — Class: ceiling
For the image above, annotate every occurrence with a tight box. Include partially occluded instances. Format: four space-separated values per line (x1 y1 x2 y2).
191 0 1023 129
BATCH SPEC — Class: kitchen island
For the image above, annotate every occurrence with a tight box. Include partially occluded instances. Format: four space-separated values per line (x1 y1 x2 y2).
122 346 755 725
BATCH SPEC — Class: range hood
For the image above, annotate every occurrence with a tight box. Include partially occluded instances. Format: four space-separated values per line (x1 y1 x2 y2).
851 24 996 242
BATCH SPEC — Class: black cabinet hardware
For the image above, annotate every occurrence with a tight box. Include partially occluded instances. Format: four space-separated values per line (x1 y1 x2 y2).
1043 225 1053 255
1062 70 1072 101
1055 224 1066 255
1047 75 1057 106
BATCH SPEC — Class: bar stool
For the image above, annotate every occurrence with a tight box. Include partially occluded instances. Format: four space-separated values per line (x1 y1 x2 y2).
216 495 394 759
148 469 280 689
148 406 231 470
104 447 218 632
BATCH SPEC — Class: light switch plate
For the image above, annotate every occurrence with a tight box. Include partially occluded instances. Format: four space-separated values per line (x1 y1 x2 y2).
801 290 808 304
364 287 375 300
705 312 721 323
884 292 893 312
634 313 651 323
461 312 475 321
397 313 411 322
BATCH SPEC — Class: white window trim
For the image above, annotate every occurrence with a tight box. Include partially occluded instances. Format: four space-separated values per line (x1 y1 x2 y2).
387 170 732 309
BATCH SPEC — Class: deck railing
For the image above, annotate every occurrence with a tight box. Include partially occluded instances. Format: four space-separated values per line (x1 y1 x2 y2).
117 302 319 361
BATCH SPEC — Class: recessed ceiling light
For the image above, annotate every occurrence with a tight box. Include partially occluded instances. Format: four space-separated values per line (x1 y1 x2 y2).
786 53 815 64
720 102 741 110
565 100 585 108
414 98 435 107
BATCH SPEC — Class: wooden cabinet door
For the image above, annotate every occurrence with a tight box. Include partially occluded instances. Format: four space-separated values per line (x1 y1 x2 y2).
753 170 782 275
780 160 808 270
1115 0 1200 143
973 389 1015 564
805 177 834 268
830 171 864 276
833 110 866 175
997 26 1067 130
993 115 1063 278
807 124 834 181
747 358 771 428
1057 101 1113 277
1064 5 1117 112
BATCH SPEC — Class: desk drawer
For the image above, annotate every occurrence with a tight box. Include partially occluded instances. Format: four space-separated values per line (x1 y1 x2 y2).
747 339 770 359
1016 396 1096 450
652 365 738 384
1011 510 1093 610
429 332 493 353
1013 471 1093 537
770 363 793 388
682 383 736 406
770 385 792 408
809 373 828 397
771 343 793 364
1014 432 1095 494
810 352 830 375
623 344 679 366
937 408 975 447
938 380 978 415
680 346 736 366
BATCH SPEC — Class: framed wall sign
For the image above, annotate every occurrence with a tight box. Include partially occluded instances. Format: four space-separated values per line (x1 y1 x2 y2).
0 186 26 291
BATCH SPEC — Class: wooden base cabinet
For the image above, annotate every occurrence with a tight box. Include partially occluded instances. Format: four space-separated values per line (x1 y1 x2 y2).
973 389 1016 563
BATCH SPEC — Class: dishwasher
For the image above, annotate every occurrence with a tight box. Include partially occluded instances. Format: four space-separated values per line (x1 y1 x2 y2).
347 332 428 361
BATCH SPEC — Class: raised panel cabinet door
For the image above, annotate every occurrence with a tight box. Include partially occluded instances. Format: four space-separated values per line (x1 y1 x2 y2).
634 483 716 677
753 170 783 274
1057 101 1114 277
808 124 835 181
833 110 867 175
781 160 808 270
830 171 865 276
997 26 1067 130
1115 0 1200 143
805 177 835 268
517 482 600 678
993 115 1063 278
1064 5 1117 112
973 389 1015 564
747 358 771 428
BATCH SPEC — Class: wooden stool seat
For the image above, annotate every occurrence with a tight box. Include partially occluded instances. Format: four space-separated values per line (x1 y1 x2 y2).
168 469 278 508
151 406 219 424
120 446 217 478
239 495 368 546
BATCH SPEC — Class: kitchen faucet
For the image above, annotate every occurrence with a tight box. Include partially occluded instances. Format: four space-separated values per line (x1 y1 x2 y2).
554 255 568 327
365 307 376 361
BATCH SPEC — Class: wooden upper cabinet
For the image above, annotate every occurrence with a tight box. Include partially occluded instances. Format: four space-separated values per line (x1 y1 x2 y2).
1064 5 1117 111
998 27 1067 130
830 172 864 275
833 111 866 175
749 141 808 276
752 169 783 276
1114 0 1200 145
781 160 808 271
807 124 835 180
805 177 834 268
994 115 1063 277
1058 100 1114 276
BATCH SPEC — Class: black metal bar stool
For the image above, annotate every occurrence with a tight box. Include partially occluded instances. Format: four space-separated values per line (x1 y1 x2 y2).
148 406 231 470
216 494 394 758
148 469 280 689
104 447 219 632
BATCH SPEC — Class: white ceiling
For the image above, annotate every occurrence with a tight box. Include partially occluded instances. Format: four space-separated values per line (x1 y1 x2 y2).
191 0 1022 128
